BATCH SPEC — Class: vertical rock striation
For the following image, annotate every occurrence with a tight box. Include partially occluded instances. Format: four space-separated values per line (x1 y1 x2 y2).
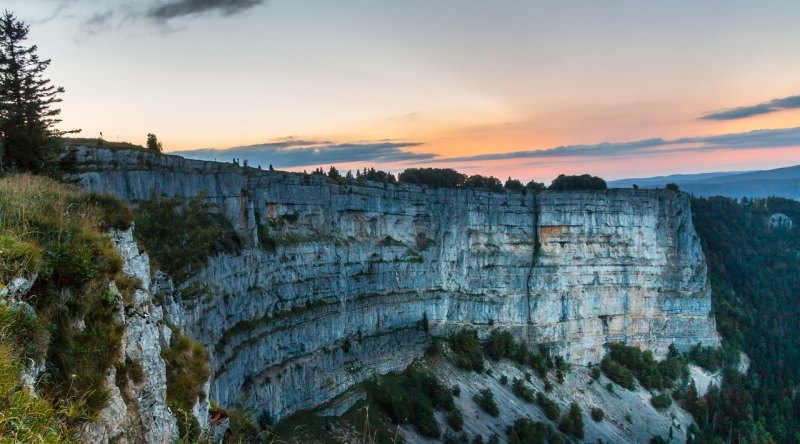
76 147 719 423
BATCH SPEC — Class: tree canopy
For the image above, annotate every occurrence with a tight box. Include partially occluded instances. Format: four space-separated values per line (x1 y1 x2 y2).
146 133 163 153
548 174 607 190
0 11 71 172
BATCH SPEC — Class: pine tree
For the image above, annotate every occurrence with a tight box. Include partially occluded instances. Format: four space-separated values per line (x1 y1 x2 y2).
0 10 72 172
146 133 163 153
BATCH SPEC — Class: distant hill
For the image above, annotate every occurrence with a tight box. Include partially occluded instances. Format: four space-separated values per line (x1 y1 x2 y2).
609 164 800 199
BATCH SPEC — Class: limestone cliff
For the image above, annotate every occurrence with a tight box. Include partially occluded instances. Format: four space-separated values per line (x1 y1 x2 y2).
79 228 179 443
75 147 720 423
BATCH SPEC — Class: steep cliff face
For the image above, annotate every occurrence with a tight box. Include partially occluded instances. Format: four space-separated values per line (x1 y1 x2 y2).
80 228 179 444
76 147 719 423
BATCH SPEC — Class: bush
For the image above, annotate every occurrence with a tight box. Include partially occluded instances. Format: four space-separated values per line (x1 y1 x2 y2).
162 325 210 439
557 402 584 439
449 329 485 372
512 378 535 402
650 392 672 410
499 375 508 385
134 194 242 282
507 417 556 444
549 174 607 191
447 408 464 431
473 389 499 417
590 366 601 380
601 355 635 390
483 329 515 361
536 392 560 421
367 362 454 438
591 407 604 422
602 343 688 391
72 192 133 231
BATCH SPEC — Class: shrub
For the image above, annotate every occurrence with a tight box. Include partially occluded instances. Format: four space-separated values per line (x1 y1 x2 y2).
536 392 560 421
687 344 723 372
162 325 210 439
134 194 242 282
590 366 601 380
601 355 635 390
650 392 672 410
591 407 604 422
449 329 485 372
602 343 688 391
544 381 554 392
452 385 461 397
512 378 535 402
557 402 584 439
507 417 556 444
473 389 499 417
367 362 454 438
483 329 515 360
72 192 133 231
499 375 508 385
447 408 464 431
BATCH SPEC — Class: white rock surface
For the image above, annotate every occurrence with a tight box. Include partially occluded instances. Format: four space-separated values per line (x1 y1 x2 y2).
80 228 180 443
398 358 694 444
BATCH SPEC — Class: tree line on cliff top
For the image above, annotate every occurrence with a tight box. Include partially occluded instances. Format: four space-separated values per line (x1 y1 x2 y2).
314 165 610 192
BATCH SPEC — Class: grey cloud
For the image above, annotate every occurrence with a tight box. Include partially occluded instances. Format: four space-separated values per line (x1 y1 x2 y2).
177 140 432 168
429 127 800 163
701 95 800 120
82 10 115 34
147 0 264 21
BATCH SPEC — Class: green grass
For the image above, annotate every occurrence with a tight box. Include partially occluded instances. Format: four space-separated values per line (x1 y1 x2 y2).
0 174 140 439
0 175 132 419
162 324 211 441
0 343 75 442
62 137 148 152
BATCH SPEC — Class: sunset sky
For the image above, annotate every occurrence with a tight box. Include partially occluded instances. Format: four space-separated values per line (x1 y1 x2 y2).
8 0 800 181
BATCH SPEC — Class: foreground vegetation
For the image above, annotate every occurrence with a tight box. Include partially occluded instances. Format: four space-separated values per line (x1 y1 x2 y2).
0 174 135 440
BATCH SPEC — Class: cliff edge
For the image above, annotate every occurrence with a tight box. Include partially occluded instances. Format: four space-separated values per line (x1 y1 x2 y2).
75 147 720 423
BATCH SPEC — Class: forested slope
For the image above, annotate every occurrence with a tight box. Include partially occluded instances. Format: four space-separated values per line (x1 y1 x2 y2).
691 196 800 443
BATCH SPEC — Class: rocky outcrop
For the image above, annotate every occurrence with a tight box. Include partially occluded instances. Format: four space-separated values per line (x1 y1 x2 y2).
79 228 179 444
75 147 720 423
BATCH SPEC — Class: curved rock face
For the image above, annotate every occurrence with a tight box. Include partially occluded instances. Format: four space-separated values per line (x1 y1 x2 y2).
76 147 720 422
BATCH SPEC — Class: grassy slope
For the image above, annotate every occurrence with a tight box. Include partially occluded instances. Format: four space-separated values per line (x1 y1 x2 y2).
0 174 136 441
